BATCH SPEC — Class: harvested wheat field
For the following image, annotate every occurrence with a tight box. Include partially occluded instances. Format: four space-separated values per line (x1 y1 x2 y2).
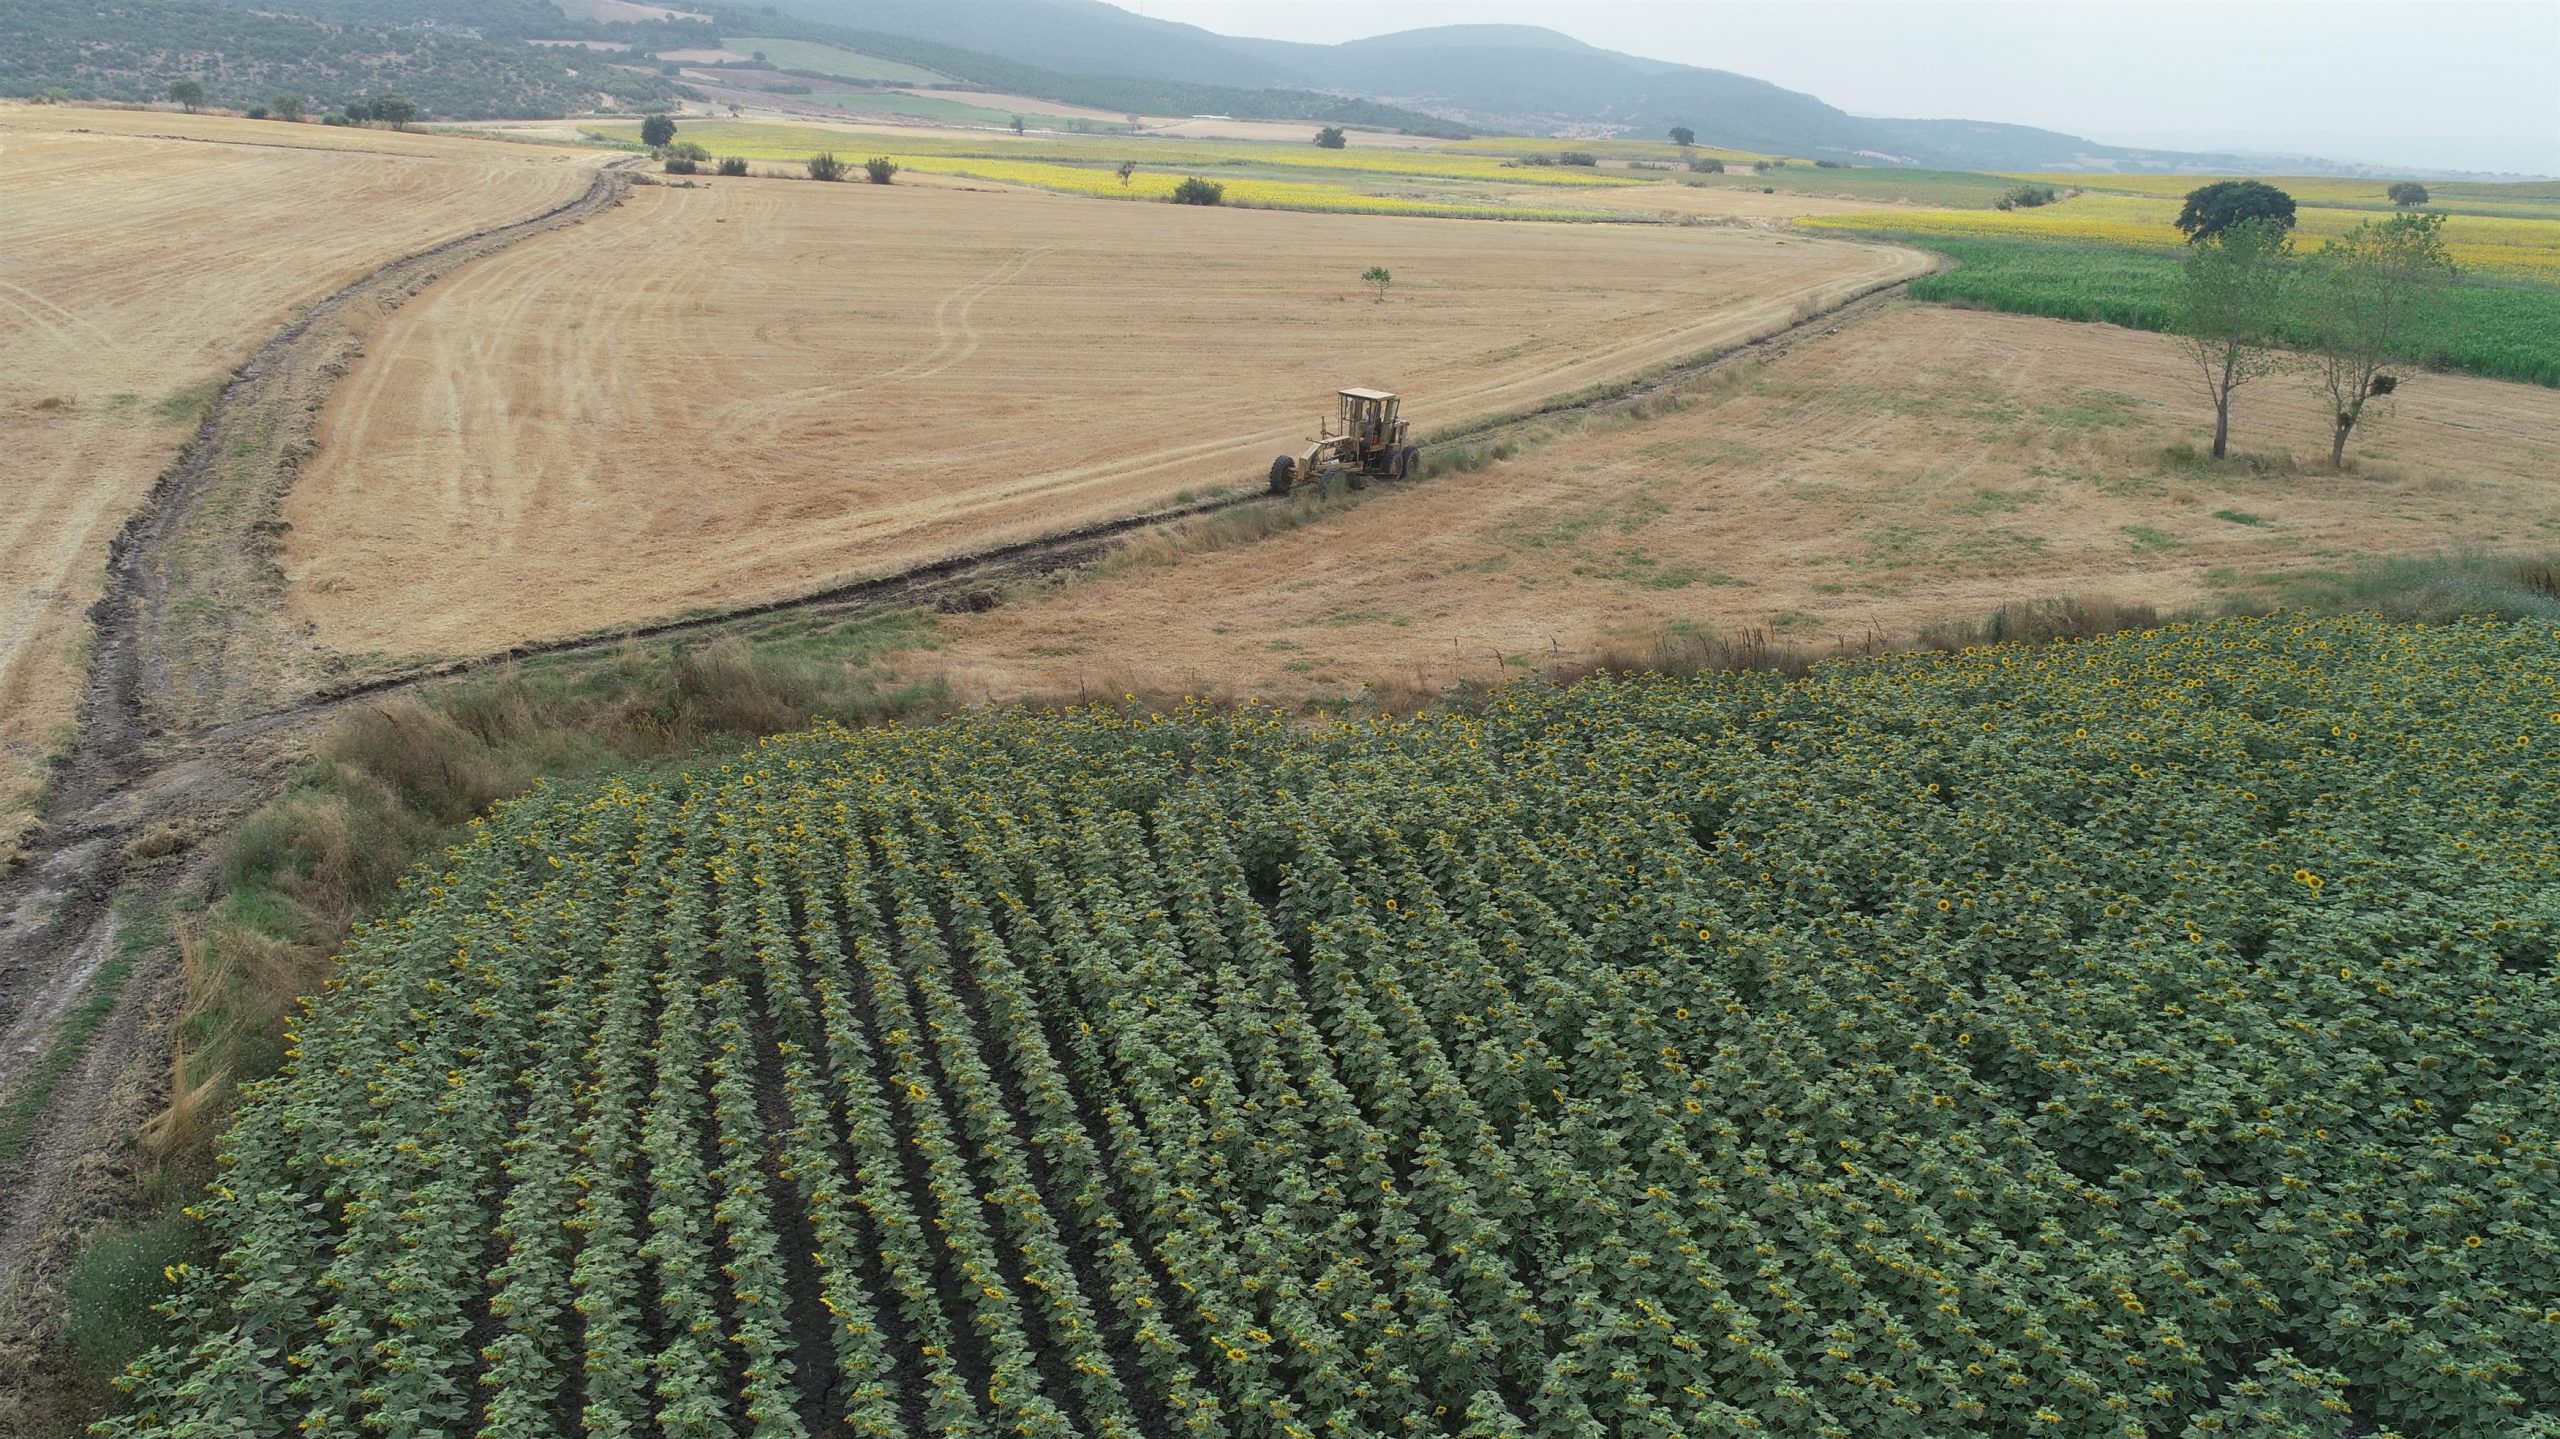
284 178 1923 664
0 106 596 852
925 304 2560 704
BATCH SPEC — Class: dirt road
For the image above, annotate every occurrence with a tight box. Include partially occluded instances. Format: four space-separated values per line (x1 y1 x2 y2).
0 162 635 1336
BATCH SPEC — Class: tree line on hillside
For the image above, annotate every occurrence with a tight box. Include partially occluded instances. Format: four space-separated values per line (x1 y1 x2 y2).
685 2 1471 138
2 0 686 119
2172 179 2462 467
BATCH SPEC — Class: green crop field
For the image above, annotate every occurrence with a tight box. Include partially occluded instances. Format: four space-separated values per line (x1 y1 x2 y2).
1858 233 2560 388
725 36 955 86
1692 166 2023 209
102 613 2560 1438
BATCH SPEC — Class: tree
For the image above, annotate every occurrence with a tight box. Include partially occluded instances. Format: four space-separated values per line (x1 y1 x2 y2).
167 78 204 112
2299 211 2456 467
369 93 417 129
1361 266 1392 301
641 113 677 149
1170 176 1224 206
271 93 305 121
863 156 897 184
2171 217 2291 459
1669 126 1695 149
1314 126 1346 149
1116 159 1137 188
2387 181 2430 208
1010 114 1026 134
806 152 846 181
2174 179 2297 242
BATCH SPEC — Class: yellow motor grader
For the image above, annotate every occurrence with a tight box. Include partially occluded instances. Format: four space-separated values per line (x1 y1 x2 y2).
1268 388 1419 495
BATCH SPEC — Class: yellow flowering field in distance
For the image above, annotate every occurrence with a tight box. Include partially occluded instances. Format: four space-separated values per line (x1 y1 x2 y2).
1803 191 2560 283
2015 172 2560 216
917 157 1623 220
590 120 1651 189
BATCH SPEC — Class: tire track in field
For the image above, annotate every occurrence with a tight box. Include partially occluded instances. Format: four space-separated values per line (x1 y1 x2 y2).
721 245 1054 422
796 238 1935 543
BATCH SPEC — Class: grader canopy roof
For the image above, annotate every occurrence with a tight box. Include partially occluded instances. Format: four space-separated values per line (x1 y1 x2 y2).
1339 387 1396 401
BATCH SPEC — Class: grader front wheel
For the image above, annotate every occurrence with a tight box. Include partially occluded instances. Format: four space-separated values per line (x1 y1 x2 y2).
1268 455 1296 495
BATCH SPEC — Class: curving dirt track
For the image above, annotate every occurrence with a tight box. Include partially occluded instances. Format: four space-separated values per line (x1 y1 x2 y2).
0 107 601 865
0 157 635 1362
283 178 1932 668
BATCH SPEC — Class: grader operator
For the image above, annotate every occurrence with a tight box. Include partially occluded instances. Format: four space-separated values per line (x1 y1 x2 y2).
1267 389 1420 495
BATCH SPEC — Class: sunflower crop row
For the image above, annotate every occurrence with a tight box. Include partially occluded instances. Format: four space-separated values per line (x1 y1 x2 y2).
1802 191 2560 283
103 611 2560 1439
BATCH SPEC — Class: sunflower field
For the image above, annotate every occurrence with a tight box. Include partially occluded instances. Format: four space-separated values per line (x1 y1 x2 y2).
102 612 2560 1439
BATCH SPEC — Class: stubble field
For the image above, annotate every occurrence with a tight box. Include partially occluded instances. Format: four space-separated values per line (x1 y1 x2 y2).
0 106 597 854
283 176 1925 665
924 304 2560 703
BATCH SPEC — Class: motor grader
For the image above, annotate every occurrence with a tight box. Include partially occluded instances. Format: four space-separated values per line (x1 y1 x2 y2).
1268 388 1419 495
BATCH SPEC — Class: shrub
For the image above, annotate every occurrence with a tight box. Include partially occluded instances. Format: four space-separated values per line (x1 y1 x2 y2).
807 151 845 182
664 156 697 174
717 155 748 176
1313 125 1346 149
1689 158 1725 174
245 106 268 120
1814 158 1851 168
1995 183 2059 211
1557 151 1598 167
270 93 304 121
1171 176 1224 205
1517 152 1554 167
863 155 897 184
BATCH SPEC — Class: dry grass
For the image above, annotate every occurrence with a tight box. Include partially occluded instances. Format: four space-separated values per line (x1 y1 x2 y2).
0 104 597 858
921 305 2560 704
282 175 1924 669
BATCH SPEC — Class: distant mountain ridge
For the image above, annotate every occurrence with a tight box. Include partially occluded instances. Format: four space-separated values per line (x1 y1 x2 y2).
766 0 2384 173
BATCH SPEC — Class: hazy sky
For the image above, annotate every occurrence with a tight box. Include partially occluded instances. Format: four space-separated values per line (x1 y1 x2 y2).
1101 1 2560 172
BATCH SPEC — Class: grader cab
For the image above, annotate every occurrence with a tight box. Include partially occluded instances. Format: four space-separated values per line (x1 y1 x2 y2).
1268 389 1420 495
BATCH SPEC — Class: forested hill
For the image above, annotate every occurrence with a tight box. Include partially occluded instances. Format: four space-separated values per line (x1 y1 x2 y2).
2 0 688 120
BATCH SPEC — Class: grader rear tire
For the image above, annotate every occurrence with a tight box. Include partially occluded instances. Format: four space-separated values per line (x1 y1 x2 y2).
1396 444 1419 479
1268 455 1295 495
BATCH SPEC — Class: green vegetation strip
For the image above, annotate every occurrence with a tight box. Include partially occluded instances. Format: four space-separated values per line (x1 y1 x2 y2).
1861 231 2560 387
102 612 2560 1437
